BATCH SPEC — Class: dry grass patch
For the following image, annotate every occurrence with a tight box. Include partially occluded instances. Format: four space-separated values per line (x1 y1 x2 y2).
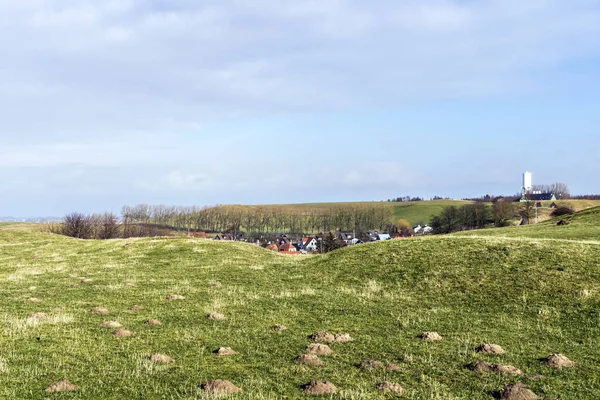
166 294 185 301
45 380 78 393
130 305 144 311
91 307 110 315
149 354 175 363
101 321 122 328
27 297 41 303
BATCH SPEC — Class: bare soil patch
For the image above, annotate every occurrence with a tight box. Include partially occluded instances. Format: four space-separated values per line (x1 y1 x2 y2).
545 353 575 368
112 329 133 337
130 305 144 311
272 324 287 331
91 307 110 315
210 281 223 287
28 297 41 303
360 359 385 371
302 380 337 395
149 354 174 363
70 283 80 288
377 381 405 395
207 312 225 320
476 343 505 355
101 321 122 328
306 343 334 356
421 332 443 341
45 380 78 393
125 283 136 287
468 361 522 375
386 363 402 371
26 313 49 322
295 354 324 367
215 347 238 356
527 374 545 381
166 295 185 300
201 379 242 395
146 319 161 325
500 383 539 400
80 278 93 284
310 331 353 343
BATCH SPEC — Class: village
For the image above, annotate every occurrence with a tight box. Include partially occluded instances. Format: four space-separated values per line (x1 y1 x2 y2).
213 225 434 255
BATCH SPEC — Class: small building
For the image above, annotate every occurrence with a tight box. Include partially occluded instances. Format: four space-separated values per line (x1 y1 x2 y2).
265 243 279 252
279 243 299 255
376 234 391 241
302 237 319 252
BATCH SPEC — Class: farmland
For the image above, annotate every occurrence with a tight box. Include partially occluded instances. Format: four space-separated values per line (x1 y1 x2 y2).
1 207 600 398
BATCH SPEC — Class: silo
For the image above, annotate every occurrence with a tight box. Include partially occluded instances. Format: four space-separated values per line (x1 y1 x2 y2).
523 171 532 193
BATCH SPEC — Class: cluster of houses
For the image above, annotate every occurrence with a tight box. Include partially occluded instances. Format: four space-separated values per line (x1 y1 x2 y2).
212 226 433 255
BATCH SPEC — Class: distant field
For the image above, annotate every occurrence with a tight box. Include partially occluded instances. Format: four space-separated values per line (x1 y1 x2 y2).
454 206 600 241
1 218 600 398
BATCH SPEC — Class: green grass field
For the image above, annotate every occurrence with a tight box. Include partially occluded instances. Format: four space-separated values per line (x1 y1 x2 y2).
1 209 600 399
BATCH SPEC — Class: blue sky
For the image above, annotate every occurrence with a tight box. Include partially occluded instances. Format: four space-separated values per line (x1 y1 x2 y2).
1 0 599 216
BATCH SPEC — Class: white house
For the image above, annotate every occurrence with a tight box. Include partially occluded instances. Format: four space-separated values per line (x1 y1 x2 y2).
302 237 319 251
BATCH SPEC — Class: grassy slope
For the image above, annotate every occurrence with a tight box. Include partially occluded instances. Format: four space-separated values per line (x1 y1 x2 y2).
454 206 600 241
1 225 600 399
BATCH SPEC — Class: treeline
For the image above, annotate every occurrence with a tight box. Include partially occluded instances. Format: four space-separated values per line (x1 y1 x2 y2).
570 194 600 200
429 200 520 234
51 204 395 240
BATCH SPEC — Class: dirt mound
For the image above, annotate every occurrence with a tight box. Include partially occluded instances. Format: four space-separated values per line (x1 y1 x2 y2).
45 380 78 393
527 374 545 381
112 329 133 337
91 307 110 315
215 347 238 356
130 305 144 311
70 283 81 288
545 353 575 368
201 379 242 395
26 313 49 322
210 281 223 287
310 331 353 343
146 319 162 325
360 359 385 371
81 278 93 284
295 354 324 367
28 297 42 303
386 363 402 371
500 383 539 400
149 354 175 363
207 312 225 320
101 321 122 328
476 343 505 355
166 295 185 300
306 343 334 355
302 380 337 395
468 361 522 375
421 332 443 341
377 381 405 395
272 324 288 331
125 283 136 287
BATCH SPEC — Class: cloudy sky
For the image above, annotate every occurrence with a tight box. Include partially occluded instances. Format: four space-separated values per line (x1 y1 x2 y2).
1 0 599 216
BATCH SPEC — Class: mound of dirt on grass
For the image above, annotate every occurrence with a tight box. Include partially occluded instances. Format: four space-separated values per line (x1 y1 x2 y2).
306 343 334 356
215 347 238 356
149 354 175 363
360 359 385 371
272 324 287 331
527 374 545 381
386 363 402 371
207 312 225 320
210 281 223 287
26 313 49 322
44 380 78 393
130 305 144 311
80 278 93 284
421 331 443 341
302 380 337 395
500 383 539 400
545 353 575 368
476 343 505 355
28 297 41 303
70 283 80 288
468 361 522 375
377 381 405 395
201 379 242 395
145 319 161 325
310 332 353 343
125 283 136 287
112 329 133 337
166 295 185 301
295 354 324 367
91 307 110 315
101 321 122 328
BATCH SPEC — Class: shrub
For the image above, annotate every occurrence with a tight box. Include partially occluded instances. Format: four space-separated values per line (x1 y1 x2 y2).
551 206 575 217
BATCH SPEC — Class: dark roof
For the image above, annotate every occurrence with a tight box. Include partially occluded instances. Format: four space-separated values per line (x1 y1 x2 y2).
529 193 555 201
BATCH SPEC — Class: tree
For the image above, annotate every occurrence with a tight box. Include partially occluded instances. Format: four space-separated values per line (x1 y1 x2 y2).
322 232 344 253
492 200 516 227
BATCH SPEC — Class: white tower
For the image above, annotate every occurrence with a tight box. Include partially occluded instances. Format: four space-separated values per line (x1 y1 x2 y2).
523 171 532 194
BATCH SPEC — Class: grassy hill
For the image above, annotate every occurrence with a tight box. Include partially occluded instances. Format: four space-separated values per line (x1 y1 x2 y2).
454 206 600 241
1 224 600 398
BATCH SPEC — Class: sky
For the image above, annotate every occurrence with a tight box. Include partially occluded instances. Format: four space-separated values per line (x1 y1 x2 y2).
1 0 599 216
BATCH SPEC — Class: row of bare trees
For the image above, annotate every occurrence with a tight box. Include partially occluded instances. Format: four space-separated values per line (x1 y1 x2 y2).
52 204 395 240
